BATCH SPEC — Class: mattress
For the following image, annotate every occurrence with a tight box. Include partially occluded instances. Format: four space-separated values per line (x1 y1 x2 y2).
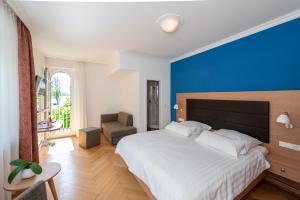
115 130 270 200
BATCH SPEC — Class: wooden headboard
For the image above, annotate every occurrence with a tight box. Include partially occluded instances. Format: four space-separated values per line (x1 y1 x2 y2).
176 90 300 183
186 99 269 143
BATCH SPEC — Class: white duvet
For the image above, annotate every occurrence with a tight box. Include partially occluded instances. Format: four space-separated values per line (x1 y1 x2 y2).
115 130 270 200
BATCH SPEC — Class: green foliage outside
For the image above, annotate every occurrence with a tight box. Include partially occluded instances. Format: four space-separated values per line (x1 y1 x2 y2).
51 75 62 105
51 98 71 129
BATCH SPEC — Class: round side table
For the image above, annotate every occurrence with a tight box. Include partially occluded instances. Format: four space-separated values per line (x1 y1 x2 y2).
3 162 61 200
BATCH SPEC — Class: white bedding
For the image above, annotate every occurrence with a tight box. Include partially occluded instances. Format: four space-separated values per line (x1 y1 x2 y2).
115 130 270 200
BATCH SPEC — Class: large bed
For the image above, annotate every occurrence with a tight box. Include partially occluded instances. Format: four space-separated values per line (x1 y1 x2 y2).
115 99 271 200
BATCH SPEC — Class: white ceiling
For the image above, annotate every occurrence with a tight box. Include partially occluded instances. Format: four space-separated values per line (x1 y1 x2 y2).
11 0 300 64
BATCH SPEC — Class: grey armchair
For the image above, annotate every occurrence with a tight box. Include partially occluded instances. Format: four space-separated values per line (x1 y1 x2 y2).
16 181 47 200
101 112 137 145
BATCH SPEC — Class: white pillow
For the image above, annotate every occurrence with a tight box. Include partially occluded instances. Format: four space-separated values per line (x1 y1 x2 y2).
180 121 212 135
165 121 195 137
251 145 269 157
215 129 262 154
196 130 244 158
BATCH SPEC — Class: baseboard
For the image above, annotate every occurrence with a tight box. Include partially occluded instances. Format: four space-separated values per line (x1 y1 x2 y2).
265 172 300 197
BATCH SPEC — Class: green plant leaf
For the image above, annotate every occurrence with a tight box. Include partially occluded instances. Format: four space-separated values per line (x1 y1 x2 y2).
24 165 31 169
10 159 30 167
8 165 26 184
30 163 42 174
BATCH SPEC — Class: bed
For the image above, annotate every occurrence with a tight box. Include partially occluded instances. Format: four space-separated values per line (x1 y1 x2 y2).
115 99 270 200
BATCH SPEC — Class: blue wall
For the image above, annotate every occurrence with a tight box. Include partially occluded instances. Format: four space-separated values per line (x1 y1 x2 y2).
171 17 300 121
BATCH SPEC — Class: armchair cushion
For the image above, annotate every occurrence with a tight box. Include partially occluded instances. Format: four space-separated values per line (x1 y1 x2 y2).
103 122 136 138
102 122 124 134
118 112 133 126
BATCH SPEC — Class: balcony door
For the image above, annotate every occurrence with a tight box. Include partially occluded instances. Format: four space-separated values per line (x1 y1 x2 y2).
49 72 73 138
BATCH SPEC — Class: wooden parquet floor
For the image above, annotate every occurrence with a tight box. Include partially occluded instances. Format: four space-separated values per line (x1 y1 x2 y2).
40 134 299 200
40 134 149 200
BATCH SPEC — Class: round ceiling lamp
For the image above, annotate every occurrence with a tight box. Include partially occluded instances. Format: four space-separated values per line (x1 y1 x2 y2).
156 13 182 33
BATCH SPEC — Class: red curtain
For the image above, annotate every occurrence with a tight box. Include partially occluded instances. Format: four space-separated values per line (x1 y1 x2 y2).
17 18 39 163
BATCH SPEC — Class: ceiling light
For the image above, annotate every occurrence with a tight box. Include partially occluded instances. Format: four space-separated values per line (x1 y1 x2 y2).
156 13 182 33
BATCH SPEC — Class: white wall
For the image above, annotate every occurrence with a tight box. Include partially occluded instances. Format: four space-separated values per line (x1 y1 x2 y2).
45 51 170 132
84 63 139 127
118 70 139 128
118 51 170 131
45 57 139 128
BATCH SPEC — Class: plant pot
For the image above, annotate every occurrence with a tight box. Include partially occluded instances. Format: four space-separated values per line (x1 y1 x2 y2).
21 169 35 179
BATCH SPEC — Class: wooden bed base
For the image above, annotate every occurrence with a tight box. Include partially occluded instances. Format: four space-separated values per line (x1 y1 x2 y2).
134 172 266 200
234 172 266 200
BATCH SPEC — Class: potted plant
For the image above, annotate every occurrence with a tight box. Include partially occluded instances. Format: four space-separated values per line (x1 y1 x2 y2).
8 159 42 184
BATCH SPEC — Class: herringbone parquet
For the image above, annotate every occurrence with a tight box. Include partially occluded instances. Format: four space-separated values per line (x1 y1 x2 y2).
40 134 299 200
40 134 149 200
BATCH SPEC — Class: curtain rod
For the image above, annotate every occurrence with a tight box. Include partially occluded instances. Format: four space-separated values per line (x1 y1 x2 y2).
4 0 23 20
3 0 17 15
4 0 33 30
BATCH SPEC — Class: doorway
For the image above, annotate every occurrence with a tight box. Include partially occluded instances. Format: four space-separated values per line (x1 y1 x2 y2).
147 80 159 131
50 72 72 137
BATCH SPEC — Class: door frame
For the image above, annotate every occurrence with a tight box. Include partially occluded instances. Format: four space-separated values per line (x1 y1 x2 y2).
144 79 162 131
48 69 74 135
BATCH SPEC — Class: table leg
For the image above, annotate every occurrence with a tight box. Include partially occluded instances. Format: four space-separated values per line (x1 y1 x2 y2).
48 178 58 200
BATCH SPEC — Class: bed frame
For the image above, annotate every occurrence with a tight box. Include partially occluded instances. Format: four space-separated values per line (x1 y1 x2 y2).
133 98 270 199
134 172 266 200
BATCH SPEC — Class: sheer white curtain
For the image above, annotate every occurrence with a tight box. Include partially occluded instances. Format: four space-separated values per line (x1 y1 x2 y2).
0 1 19 199
71 62 87 135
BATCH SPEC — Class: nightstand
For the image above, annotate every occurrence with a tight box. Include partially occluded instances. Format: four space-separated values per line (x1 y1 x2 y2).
177 118 185 122
268 154 300 183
